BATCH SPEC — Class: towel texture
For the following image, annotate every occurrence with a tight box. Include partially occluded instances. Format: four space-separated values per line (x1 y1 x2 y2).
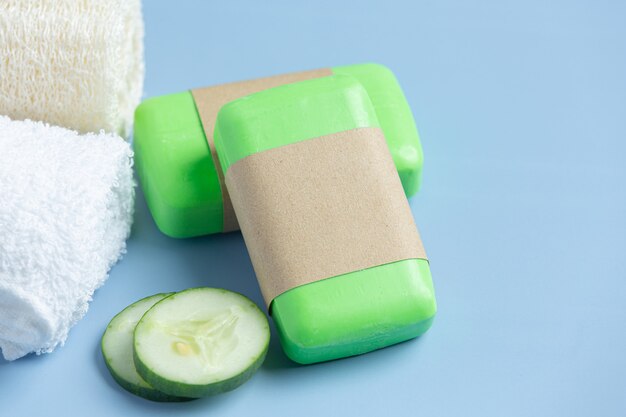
0 0 144 137
0 116 134 360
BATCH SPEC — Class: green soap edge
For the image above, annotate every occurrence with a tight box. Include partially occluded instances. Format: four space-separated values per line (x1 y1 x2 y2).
272 259 436 365
334 63 423 197
214 74 379 171
133 63 423 238
134 92 224 237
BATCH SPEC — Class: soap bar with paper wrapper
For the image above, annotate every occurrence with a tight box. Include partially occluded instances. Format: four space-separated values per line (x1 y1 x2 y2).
133 63 423 238
214 75 436 364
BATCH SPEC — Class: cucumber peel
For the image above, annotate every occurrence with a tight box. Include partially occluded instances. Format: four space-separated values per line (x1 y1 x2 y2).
101 293 192 402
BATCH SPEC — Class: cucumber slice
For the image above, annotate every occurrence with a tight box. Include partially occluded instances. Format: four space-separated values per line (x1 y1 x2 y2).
101 293 192 402
133 288 270 398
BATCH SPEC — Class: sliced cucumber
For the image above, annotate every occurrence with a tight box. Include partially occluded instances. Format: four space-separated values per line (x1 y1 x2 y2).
133 287 270 398
101 293 192 402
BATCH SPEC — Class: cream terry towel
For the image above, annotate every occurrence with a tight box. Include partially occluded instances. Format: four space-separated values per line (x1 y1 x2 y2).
0 116 134 360
0 0 144 138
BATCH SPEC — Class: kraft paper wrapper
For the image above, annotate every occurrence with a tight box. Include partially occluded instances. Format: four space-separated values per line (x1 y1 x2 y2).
225 127 427 307
191 68 332 232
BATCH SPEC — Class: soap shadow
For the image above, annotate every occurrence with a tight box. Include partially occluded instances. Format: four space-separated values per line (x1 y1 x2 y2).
261 322 300 372
173 236 296 373
126 183 288 370
263 331 431 375
161 231 296 373
131 183 263 304
128 173 149 240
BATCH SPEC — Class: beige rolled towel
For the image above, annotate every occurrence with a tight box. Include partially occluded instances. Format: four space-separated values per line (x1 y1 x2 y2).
0 0 144 137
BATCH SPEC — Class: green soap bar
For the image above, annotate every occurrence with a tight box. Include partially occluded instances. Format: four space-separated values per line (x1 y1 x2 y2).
134 63 423 238
214 75 436 364
272 260 435 364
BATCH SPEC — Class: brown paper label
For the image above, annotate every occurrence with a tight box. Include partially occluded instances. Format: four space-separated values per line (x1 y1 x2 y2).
191 68 333 232
225 127 427 306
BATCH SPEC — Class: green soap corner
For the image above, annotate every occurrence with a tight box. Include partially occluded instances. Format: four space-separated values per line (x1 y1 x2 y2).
133 92 223 237
271 259 436 364
333 63 423 196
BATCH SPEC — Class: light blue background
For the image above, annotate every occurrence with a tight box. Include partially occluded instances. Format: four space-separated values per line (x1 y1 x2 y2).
2 1 625 416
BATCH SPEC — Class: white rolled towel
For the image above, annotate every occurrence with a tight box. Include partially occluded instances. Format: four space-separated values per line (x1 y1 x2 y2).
0 0 144 137
0 116 134 360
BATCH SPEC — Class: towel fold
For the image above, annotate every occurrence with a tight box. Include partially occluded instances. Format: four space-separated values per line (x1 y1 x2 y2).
0 116 134 360
0 0 144 137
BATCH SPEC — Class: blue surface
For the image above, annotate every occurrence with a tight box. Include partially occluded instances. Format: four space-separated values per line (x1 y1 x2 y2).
2 1 626 416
